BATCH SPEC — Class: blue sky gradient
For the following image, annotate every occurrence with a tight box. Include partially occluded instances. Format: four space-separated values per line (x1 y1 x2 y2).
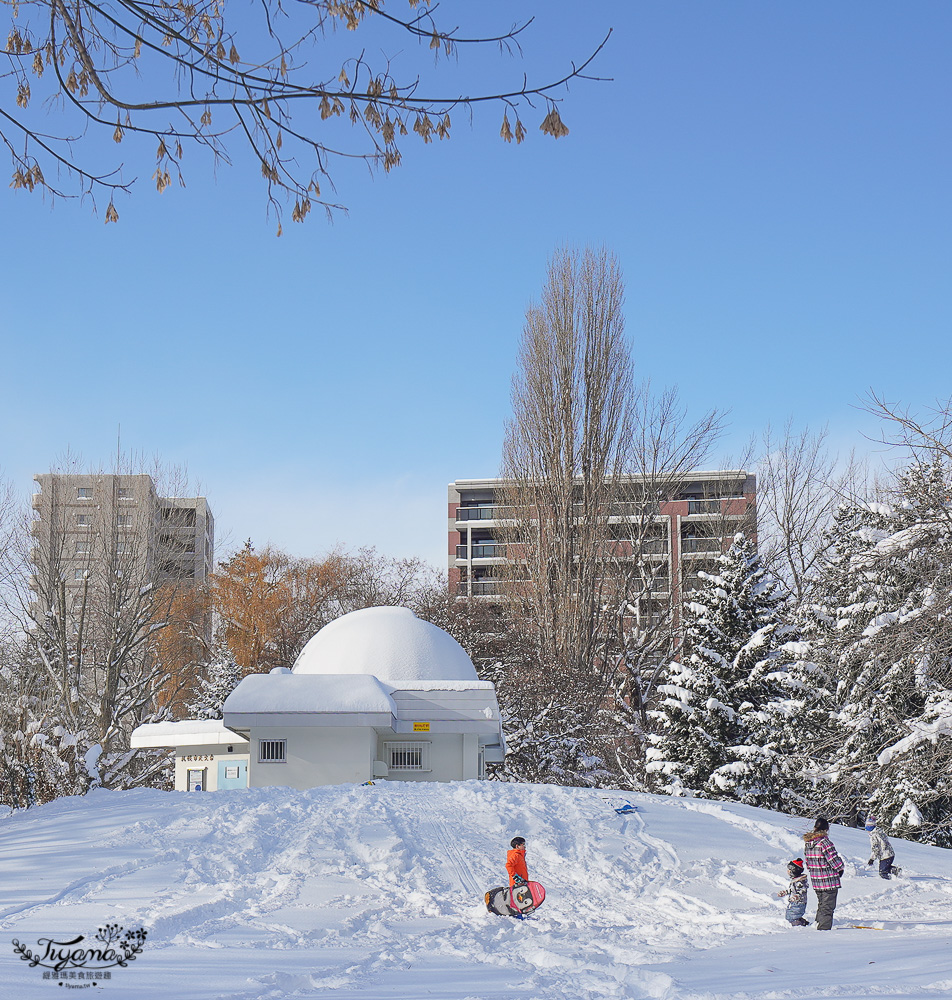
2 1 949 566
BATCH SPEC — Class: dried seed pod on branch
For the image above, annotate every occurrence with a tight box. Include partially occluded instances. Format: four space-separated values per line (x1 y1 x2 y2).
1 0 610 225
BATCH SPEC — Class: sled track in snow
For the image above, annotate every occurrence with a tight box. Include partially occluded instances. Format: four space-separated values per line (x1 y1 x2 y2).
411 795 483 896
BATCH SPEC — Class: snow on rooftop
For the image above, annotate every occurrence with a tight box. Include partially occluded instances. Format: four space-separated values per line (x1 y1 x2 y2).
131 719 248 747
292 606 478 684
224 672 396 715
385 679 494 691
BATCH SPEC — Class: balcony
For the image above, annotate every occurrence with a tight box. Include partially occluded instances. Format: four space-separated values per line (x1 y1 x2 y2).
455 581 505 597
456 506 509 522
456 543 507 559
458 501 674 524
686 499 722 515
605 501 662 516
680 537 721 553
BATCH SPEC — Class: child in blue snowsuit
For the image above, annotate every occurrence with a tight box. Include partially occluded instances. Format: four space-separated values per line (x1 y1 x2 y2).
777 858 809 926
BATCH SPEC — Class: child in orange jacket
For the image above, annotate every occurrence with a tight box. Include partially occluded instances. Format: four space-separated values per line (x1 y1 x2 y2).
506 836 529 889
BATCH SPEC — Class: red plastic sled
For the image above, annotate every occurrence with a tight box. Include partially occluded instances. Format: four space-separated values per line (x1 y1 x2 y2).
485 881 546 917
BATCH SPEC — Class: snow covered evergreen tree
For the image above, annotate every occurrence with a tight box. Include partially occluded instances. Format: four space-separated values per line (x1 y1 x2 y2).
875 691 952 847
748 619 841 815
647 534 787 801
187 657 243 720
803 462 952 842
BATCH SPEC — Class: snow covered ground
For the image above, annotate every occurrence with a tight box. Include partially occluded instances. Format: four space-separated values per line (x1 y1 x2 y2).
2 782 951 999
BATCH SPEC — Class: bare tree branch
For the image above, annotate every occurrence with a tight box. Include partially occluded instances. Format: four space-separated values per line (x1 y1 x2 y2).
3 0 611 224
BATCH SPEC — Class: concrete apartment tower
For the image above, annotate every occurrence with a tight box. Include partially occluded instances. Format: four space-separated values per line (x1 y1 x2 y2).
31 473 214 594
447 470 757 604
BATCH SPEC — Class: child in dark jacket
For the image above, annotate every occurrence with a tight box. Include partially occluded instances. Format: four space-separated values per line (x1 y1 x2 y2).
506 836 529 889
777 858 810 926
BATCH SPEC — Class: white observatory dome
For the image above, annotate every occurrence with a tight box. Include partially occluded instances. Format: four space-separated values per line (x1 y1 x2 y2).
291 606 478 684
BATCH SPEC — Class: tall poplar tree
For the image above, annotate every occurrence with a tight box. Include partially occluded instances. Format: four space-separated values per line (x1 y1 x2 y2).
498 246 723 764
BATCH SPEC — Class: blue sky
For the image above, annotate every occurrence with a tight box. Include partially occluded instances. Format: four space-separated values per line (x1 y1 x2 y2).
2 1 950 567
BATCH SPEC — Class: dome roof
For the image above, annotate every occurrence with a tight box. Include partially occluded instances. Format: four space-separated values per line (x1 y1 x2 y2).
292 606 478 684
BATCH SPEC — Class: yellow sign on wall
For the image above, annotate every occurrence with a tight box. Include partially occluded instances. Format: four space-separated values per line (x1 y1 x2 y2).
413 722 431 732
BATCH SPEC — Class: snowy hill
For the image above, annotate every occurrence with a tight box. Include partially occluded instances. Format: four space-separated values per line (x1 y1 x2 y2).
2 782 951 999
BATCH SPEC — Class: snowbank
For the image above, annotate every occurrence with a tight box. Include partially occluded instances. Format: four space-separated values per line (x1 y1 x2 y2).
1 783 951 999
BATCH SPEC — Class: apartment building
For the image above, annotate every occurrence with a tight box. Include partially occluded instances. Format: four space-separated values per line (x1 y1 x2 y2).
447 470 756 603
31 473 215 594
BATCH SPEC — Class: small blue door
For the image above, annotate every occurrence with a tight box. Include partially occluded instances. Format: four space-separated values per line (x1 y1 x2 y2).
217 760 248 789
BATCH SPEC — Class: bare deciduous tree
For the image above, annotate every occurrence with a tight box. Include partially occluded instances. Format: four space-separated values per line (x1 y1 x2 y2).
1 461 206 789
500 246 633 713
756 421 867 602
864 391 952 530
865 391 952 461
0 471 22 629
3 0 609 225
499 246 724 751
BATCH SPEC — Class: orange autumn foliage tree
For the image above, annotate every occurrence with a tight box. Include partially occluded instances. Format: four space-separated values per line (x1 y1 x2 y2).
150 584 212 716
210 542 353 674
210 542 443 676
211 543 288 675
270 550 353 669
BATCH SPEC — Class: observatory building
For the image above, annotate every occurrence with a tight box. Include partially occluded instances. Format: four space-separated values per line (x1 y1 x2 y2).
132 606 506 791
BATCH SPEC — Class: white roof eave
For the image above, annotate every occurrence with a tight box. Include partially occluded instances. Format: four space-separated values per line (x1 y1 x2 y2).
130 726 249 749
223 710 396 730
389 719 505 735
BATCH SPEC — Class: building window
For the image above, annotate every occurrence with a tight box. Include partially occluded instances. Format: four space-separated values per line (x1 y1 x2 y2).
117 514 133 527
384 741 430 771
75 513 92 526
259 739 287 763
73 568 87 581
117 488 132 499
77 487 93 499
74 541 90 555
116 540 132 554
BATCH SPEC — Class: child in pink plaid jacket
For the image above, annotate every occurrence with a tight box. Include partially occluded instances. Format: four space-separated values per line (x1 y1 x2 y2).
803 817 844 931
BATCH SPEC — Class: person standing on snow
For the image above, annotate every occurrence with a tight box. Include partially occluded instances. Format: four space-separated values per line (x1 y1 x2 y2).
506 836 529 890
865 816 897 879
777 858 810 926
803 817 844 931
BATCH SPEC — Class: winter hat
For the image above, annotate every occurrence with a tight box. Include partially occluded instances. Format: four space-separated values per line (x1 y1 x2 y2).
787 859 804 876
814 817 830 832
865 816 877 832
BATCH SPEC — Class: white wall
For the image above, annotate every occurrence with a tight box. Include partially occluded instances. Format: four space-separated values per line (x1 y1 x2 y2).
173 742 250 792
244 727 484 788
378 732 480 782
249 726 376 789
